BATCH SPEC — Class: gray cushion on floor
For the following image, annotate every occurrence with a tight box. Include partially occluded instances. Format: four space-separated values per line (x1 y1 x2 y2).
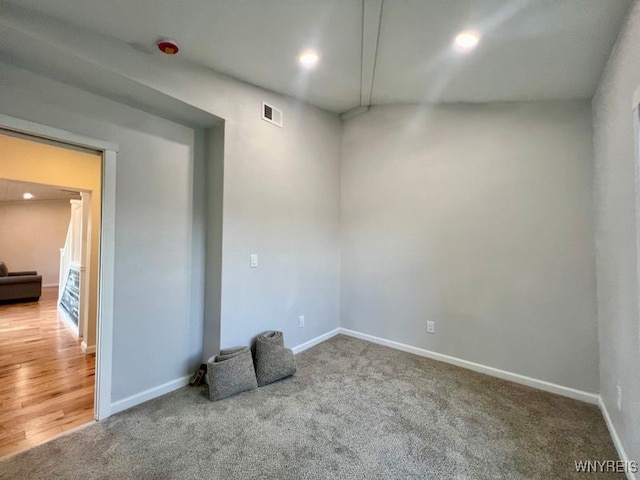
207 346 258 401
254 331 297 387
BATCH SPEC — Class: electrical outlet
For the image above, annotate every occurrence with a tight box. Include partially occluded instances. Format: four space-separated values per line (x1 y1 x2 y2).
298 315 305 328
616 385 622 410
426 321 435 334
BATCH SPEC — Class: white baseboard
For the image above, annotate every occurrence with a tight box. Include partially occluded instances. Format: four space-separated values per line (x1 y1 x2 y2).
58 308 79 337
338 328 600 405
292 328 341 354
599 398 637 480
42 283 59 288
100 326 633 476
81 341 96 355
107 329 339 417
110 375 191 416
106 328 336 417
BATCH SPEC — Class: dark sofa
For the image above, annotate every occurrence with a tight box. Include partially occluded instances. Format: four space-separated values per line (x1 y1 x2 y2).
0 262 42 303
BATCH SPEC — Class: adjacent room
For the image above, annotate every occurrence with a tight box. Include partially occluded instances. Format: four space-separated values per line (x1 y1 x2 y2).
0 0 638 478
0 166 100 456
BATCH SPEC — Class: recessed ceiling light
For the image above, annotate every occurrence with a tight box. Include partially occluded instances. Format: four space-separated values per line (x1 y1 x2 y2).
23 192 34 200
454 31 480 51
298 50 319 68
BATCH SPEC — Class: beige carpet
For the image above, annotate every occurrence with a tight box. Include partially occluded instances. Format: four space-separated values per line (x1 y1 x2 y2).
0 335 622 479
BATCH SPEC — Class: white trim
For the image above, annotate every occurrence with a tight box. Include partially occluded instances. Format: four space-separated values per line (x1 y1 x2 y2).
0 114 118 422
634 105 640 356
58 307 79 337
338 328 600 405
42 283 59 288
96 149 117 420
110 375 191 416
291 328 341 355
81 341 96 355
599 398 638 480
0 114 119 152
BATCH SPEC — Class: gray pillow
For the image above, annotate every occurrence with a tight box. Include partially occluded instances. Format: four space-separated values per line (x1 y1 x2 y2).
0 262 8 277
254 331 297 387
207 346 258 401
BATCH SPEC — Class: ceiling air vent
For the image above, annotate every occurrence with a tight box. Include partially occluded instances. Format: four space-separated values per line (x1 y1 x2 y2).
262 102 283 127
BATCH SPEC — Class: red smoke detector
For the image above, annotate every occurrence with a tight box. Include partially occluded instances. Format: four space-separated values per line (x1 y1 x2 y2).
157 39 179 55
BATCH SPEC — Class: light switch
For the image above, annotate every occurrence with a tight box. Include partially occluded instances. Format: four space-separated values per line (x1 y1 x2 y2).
250 253 258 268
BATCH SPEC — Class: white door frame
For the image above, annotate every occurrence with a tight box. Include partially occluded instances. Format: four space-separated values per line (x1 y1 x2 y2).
633 92 640 353
0 113 117 421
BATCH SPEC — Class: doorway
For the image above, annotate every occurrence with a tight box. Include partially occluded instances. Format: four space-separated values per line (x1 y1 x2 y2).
0 118 117 456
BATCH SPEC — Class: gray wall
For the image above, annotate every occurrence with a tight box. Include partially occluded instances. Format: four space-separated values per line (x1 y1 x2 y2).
592 1 640 464
41 30 346 352
201 125 225 362
0 63 200 403
218 97 342 350
0 9 612 421
0 59 342 404
341 102 599 392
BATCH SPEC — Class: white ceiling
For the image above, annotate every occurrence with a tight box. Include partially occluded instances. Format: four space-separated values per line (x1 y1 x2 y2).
0 179 80 203
2 0 633 113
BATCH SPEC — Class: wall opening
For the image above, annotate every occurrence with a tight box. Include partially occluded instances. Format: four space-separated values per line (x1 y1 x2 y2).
0 117 116 454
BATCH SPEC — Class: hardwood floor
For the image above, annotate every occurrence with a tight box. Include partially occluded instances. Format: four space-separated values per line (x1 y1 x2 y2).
0 287 95 458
